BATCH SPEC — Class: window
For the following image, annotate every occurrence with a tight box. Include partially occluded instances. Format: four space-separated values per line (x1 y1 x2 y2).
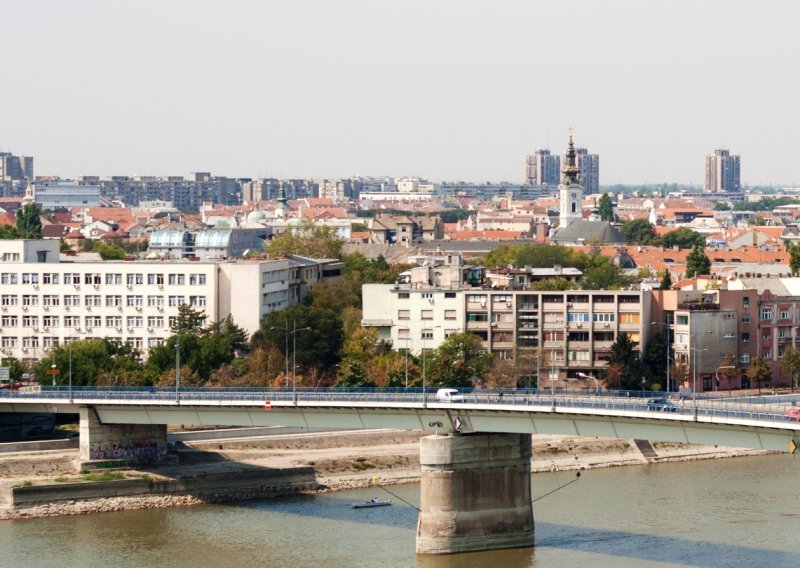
467 312 488 322
743 297 750 309
567 312 589 322
1 295 17 306
168 274 185 286
421 292 433 300
148 338 164 348
742 332 750 343
1 316 17 326
106 316 122 328
397 310 410 320
676 315 689 325
22 273 39 285
189 274 206 286
148 273 164 286
64 316 80 328
493 295 512 303
127 338 143 350
592 313 615 322
762 350 772 360
106 273 122 285
126 295 144 307
722 332 735 339
761 308 773 321
1 273 18 284
126 316 143 328
778 328 789 339
85 316 101 328
467 294 487 304
22 295 38 307
620 313 641 324
106 295 122 307
42 315 59 328
22 315 38 328
742 314 750 324
22 337 39 349
421 329 433 340
147 316 164 328
64 295 80 306
543 312 564 324
148 295 164 308
398 292 409 299
445 292 456 299
42 295 59 307
42 337 58 349
568 351 590 361
1 337 17 349
421 310 433 320
445 310 457 320
627 332 641 344
780 311 791 320
168 295 185 307
398 328 410 340
84 273 101 285
741 353 750 364
618 296 640 304
63 273 80 284
42 273 59 285
85 295 101 307
127 273 144 285
189 296 206 307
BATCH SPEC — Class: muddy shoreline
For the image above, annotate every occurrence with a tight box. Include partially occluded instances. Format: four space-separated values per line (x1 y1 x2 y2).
0 431 774 520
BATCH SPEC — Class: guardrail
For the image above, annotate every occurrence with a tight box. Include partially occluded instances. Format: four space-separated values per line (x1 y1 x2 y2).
0 387 798 427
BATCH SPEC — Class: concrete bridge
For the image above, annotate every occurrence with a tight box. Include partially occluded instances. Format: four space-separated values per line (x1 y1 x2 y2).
1 387 798 554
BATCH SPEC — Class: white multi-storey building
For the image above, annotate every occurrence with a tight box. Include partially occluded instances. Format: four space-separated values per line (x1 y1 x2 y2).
0 240 325 362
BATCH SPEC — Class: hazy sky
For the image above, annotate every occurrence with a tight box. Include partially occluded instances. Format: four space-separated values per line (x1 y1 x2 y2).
2 1 799 185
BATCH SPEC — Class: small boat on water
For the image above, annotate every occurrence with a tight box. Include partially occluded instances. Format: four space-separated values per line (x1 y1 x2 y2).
352 499 391 509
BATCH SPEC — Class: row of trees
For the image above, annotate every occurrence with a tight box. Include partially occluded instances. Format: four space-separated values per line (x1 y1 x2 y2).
619 219 706 249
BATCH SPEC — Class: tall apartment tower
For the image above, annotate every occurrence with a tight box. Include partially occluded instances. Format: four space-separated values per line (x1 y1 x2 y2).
559 131 583 228
704 149 740 192
524 149 561 186
575 148 599 194
0 153 33 181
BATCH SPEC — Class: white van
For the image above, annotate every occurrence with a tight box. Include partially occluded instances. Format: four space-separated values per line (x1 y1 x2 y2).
435 388 464 403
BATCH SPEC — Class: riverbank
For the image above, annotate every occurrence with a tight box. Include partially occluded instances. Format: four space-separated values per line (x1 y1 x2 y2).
0 430 774 519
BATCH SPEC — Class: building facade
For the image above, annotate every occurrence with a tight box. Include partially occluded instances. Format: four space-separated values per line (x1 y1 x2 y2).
704 149 741 193
524 149 560 187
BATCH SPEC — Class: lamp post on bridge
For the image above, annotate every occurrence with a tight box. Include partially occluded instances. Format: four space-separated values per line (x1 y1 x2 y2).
270 315 290 391
577 372 599 394
290 320 311 406
651 321 673 393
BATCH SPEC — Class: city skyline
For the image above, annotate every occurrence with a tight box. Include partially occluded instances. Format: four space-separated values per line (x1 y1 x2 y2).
2 1 799 186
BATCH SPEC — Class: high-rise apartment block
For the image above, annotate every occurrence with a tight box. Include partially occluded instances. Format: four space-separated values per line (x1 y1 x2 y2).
574 148 599 194
0 153 33 181
524 149 560 186
704 149 740 192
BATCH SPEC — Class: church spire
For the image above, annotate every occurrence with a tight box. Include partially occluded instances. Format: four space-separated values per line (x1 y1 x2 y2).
561 128 580 186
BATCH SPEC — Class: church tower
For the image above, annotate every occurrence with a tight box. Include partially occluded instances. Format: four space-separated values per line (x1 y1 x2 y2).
558 129 583 228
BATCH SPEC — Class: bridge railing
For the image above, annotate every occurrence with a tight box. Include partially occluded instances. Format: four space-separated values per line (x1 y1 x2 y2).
0 387 798 426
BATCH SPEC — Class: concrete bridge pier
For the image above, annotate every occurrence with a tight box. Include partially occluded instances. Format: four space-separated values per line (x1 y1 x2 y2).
416 432 534 554
78 407 168 470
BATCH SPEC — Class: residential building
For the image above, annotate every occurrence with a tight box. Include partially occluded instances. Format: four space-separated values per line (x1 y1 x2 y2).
704 149 741 193
0 239 336 362
0 153 33 181
33 181 101 209
524 149 560 186
575 148 600 194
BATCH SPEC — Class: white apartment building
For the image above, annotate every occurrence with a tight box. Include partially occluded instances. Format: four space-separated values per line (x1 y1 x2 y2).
0 240 298 362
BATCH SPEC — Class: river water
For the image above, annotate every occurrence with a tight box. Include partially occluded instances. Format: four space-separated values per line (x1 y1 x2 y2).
2 454 800 568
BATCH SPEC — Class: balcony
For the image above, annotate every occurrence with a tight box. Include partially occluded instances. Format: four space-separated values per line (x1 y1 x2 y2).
677 302 720 311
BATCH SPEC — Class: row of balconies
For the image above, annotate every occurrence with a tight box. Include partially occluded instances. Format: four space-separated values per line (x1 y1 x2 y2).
3 326 164 334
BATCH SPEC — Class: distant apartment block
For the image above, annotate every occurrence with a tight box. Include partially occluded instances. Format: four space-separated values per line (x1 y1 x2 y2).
704 149 741 192
0 153 33 181
574 148 600 194
524 149 560 186
33 181 101 209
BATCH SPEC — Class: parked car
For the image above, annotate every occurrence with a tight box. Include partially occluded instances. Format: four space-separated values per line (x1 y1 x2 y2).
435 388 464 403
785 407 800 421
0 381 25 390
647 398 677 412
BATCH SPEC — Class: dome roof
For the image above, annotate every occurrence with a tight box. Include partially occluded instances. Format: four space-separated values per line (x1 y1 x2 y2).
247 209 267 223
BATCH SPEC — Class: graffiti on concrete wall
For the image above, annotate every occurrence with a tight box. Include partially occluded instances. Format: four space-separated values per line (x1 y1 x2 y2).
89 438 166 463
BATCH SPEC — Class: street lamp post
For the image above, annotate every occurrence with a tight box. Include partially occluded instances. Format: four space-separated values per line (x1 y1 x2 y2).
270 315 290 391
290 320 311 406
421 325 441 408
175 324 180 402
68 340 73 402
577 372 599 394
397 324 410 389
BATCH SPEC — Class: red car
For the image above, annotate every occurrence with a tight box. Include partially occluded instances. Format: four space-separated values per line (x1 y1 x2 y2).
785 408 800 421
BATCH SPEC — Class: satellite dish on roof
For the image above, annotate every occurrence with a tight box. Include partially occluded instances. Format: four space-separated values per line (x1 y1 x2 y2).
243 249 251 257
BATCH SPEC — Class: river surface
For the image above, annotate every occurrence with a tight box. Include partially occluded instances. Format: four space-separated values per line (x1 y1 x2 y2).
2 454 800 567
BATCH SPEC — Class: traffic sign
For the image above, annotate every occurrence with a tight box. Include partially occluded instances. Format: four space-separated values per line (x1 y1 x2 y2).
46 368 60 375
0 368 9 382
790 439 797 454
264 400 272 410
453 417 462 432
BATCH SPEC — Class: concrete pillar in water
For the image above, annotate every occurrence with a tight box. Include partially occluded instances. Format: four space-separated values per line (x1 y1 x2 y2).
78 406 168 469
416 433 534 554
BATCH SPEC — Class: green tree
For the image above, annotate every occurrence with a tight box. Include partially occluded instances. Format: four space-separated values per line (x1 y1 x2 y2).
336 360 373 387
427 332 493 388
660 228 705 249
747 356 772 394
713 202 731 211
261 305 344 373
580 255 634 290
660 270 673 290
778 346 800 392
598 193 615 222
789 242 800 277
531 278 574 291
620 219 657 245
686 245 711 278
171 304 208 334
37 339 143 387
604 333 646 390
15 203 42 238
0 225 22 239
265 218 343 259
484 243 575 269
93 242 126 260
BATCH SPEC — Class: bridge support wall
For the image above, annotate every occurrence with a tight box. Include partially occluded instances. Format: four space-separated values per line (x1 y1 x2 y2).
78 407 168 469
416 433 533 554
